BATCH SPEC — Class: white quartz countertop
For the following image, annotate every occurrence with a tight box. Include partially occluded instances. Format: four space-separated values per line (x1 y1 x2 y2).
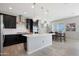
23 33 52 37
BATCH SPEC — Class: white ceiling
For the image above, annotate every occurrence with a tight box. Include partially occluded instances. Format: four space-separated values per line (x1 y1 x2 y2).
0 3 79 21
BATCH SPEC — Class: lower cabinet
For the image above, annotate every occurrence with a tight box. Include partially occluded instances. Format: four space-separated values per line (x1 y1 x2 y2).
3 34 26 47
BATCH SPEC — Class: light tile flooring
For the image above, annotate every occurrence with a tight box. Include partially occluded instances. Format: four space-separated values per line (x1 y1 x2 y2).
20 39 79 56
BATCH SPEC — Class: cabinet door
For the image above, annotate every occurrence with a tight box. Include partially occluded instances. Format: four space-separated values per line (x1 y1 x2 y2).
3 34 27 47
3 35 17 47
30 19 33 32
26 19 33 32
3 14 16 28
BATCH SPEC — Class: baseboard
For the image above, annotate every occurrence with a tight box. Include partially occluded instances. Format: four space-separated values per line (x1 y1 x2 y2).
27 43 52 55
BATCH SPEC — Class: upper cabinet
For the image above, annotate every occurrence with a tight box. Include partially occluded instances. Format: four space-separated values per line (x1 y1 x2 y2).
33 20 38 27
2 14 16 28
26 19 39 33
26 19 33 33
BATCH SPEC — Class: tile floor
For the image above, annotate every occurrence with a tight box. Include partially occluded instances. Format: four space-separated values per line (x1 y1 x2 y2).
20 39 79 56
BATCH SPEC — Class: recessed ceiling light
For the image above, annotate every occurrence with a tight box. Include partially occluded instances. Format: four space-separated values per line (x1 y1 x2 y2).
24 12 27 14
32 5 34 8
45 11 48 14
9 7 13 10
32 3 36 8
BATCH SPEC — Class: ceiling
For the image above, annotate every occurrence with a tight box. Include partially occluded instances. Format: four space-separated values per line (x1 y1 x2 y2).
0 3 79 21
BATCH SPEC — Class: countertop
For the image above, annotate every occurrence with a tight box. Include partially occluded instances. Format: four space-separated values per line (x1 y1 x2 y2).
23 33 52 37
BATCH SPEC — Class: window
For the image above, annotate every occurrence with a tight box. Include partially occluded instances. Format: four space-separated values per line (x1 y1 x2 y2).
54 23 65 32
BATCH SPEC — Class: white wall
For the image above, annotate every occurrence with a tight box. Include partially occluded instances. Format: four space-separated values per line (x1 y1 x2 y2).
52 16 79 40
38 20 46 33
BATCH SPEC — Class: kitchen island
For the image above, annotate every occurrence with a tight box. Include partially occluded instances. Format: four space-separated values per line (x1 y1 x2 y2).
23 34 52 54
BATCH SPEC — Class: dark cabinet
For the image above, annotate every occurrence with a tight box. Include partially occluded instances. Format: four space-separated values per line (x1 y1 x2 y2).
33 20 38 27
3 34 27 47
26 19 33 33
3 14 16 28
